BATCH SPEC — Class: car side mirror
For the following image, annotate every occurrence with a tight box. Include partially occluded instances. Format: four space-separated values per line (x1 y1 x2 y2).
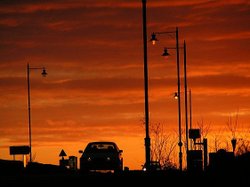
79 150 83 154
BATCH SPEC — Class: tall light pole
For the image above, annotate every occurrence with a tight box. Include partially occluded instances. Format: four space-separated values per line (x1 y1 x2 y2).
142 0 151 170
189 89 192 130
151 27 183 171
27 63 47 163
163 41 189 170
183 40 189 168
175 28 183 172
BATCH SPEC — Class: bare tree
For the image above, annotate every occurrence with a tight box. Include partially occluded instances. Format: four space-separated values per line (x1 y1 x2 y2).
236 128 250 155
150 123 165 162
196 118 211 138
213 135 221 152
226 112 239 139
150 122 177 170
213 131 221 152
236 139 250 155
226 111 240 153
195 118 211 150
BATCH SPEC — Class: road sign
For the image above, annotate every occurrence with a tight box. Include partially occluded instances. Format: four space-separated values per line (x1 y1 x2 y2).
9 146 30 155
59 149 67 157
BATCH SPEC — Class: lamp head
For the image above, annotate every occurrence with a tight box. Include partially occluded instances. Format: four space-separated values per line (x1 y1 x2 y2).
162 48 170 57
150 33 158 45
41 68 47 77
174 92 178 99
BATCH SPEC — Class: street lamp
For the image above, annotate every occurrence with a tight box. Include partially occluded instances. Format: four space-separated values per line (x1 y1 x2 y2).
27 63 47 163
174 92 179 100
163 40 189 157
151 27 183 171
142 0 151 170
163 41 191 171
183 41 189 162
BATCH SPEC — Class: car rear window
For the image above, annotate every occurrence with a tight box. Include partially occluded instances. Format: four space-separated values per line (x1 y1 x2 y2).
85 143 116 152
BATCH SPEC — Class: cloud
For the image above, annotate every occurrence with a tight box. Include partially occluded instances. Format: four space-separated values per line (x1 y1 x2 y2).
191 74 250 89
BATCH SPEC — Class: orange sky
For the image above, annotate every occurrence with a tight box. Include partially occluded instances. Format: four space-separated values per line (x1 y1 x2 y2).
0 0 250 170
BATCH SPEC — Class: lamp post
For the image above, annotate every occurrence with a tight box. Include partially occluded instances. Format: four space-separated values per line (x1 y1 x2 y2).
163 41 189 171
151 28 183 171
142 0 151 170
183 41 189 167
27 63 47 163
189 89 192 130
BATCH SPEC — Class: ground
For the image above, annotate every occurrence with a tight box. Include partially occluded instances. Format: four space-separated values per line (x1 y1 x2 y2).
1 169 249 187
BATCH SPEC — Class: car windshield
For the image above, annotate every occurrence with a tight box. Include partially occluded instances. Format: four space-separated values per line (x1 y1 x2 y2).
85 143 117 153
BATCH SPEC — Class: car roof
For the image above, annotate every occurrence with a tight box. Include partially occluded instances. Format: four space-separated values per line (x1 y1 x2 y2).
87 141 117 145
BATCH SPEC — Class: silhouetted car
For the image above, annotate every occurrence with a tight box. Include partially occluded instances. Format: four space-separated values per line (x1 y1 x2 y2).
142 161 161 171
79 141 123 173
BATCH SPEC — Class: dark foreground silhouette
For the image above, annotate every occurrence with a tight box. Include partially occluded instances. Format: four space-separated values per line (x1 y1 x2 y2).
1 152 249 187
0 169 249 187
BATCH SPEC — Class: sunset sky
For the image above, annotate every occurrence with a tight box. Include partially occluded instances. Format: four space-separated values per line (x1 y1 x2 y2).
0 0 250 170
